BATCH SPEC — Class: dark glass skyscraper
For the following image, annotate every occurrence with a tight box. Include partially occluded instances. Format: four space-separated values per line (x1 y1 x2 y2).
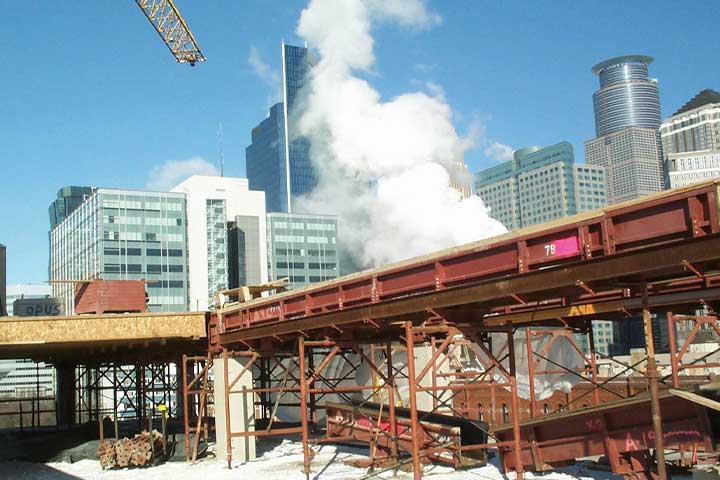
49 186 96 229
246 43 317 213
591 55 661 137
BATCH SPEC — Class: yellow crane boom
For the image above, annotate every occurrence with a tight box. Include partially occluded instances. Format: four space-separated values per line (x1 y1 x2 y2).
134 0 206 66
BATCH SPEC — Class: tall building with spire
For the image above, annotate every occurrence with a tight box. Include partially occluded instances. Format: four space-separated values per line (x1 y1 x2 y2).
584 55 664 203
246 43 317 213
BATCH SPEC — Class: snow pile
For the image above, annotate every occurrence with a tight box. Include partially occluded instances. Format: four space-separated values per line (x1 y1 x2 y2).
0 439 621 479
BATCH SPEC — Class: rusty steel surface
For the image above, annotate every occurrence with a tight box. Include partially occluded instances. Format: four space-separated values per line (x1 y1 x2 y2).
74 280 148 314
324 402 487 468
214 181 720 349
494 392 716 478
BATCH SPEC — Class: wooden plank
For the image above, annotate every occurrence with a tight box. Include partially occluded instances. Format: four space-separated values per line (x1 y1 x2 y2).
670 389 720 412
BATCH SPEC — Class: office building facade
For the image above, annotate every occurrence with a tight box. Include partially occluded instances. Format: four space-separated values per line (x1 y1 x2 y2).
661 89 720 187
228 215 264 290
266 213 339 290
246 43 317 213
585 55 664 204
0 244 5 316
0 284 55 397
171 176 267 310
49 189 189 314
475 142 606 230
585 127 664 203
49 186 96 229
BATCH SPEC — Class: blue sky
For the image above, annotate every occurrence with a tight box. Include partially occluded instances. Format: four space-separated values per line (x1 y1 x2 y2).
1 1 718 284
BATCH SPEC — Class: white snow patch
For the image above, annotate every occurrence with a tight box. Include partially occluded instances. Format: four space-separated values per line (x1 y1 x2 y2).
0 440 625 480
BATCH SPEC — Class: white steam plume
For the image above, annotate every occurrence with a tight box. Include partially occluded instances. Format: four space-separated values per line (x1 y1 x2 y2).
294 0 506 269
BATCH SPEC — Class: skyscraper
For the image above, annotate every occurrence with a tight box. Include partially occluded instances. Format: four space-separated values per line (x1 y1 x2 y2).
475 142 607 230
591 55 661 137
246 43 317 213
49 188 189 314
171 175 267 310
49 186 96 229
585 55 664 203
660 89 720 187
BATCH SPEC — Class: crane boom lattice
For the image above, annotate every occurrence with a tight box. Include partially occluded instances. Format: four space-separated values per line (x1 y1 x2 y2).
134 0 206 66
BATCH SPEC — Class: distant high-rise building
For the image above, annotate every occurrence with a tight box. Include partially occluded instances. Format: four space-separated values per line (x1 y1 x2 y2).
49 188 189 314
266 212 339 290
449 158 474 199
585 55 664 203
591 55 661 137
246 43 317 213
585 127 664 202
660 89 720 187
228 215 264 290
49 186 96 229
1 284 55 397
171 176 267 310
0 244 5 316
475 142 607 230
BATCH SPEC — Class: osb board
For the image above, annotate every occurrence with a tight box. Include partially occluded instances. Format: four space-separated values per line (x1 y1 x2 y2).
0 311 207 345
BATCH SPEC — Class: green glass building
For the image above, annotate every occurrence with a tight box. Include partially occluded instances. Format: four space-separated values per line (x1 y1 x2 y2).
49 188 189 313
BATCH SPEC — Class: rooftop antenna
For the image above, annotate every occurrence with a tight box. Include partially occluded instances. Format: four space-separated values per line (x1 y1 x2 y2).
218 121 224 177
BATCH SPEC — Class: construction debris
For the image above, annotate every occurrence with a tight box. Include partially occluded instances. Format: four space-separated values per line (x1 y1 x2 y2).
96 430 165 469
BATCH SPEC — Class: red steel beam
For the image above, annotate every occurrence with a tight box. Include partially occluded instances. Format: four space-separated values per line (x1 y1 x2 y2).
215 181 719 342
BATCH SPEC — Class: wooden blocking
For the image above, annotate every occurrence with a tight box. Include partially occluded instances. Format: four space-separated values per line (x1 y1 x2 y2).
75 280 148 314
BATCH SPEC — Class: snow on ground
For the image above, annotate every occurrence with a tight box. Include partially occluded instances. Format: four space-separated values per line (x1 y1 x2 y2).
0 440 623 480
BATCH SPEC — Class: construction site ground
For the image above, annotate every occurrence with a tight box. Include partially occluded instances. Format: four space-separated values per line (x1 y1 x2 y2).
0 438 634 480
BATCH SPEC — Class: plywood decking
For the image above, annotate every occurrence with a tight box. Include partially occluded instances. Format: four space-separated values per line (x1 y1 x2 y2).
0 311 207 360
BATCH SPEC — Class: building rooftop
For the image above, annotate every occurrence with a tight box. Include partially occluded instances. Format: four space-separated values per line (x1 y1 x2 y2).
591 55 654 75
673 89 720 116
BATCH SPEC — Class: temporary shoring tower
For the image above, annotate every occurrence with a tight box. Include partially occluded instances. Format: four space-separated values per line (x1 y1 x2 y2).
208 180 720 480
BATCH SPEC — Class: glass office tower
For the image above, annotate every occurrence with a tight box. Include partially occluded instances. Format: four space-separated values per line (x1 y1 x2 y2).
591 55 662 138
585 55 664 203
246 43 317 213
475 142 606 230
49 188 189 314
266 213 339 290
48 186 96 229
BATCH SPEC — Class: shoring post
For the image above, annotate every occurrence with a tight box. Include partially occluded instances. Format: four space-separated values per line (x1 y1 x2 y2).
386 339 398 467
507 324 524 479
525 328 537 417
667 311 680 388
430 337 439 411
587 321 601 405
308 348 317 424
182 354 190 461
298 337 311 480
642 286 667 479
404 321 422 480
223 349 232 469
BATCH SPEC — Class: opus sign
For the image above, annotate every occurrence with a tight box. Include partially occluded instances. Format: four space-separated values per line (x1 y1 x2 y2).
13 298 65 317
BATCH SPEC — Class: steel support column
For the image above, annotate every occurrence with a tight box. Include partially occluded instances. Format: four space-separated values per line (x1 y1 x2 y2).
643 286 667 479
405 321 422 480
